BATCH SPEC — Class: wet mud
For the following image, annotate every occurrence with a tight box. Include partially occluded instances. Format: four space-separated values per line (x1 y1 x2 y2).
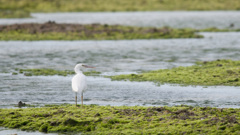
0 21 170 34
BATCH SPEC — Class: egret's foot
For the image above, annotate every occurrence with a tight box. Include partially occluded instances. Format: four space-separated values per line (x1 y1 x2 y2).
75 105 81 108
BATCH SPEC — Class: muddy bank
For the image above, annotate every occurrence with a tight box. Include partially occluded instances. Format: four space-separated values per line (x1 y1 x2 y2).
0 21 172 34
0 21 203 40
0 21 194 35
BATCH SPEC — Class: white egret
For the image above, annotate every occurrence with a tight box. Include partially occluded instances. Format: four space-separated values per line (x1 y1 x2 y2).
72 63 95 108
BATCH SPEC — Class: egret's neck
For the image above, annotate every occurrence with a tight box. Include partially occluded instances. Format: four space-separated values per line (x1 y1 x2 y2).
74 68 83 74
75 70 83 74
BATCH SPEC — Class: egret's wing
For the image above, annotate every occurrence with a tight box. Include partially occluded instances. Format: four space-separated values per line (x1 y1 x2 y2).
71 74 87 93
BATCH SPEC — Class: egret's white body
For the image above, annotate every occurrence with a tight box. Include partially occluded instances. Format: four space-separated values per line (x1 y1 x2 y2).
72 70 87 94
72 63 94 107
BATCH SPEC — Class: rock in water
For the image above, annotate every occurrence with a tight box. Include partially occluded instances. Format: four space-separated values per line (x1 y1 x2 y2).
18 101 26 107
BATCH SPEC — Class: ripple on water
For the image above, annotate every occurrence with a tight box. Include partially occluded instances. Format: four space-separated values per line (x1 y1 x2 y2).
0 11 240 29
1 73 240 108
0 32 240 73
0 32 240 108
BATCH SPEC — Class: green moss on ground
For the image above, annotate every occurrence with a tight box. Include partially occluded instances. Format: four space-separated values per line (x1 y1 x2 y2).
0 104 240 134
14 68 100 76
109 59 240 86
0 23 203 40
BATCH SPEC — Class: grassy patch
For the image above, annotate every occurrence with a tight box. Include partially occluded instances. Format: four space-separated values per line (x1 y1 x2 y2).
1 0 240 18
108 59 240 86
0 104 240 134
14 68 100 76
0 9 30 18
0 0 240 14
0 22 203 40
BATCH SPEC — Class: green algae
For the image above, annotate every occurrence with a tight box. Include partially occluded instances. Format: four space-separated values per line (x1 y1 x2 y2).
15 68 101 77
198 27 240 32
1 0 240 18
108 59 240 86
0 104 240 134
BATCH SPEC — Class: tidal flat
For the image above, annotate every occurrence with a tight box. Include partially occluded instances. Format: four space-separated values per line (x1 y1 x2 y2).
13 68 100 77
0 104 240 134
0 22 203 40
1 22 240 41
109 59 240 86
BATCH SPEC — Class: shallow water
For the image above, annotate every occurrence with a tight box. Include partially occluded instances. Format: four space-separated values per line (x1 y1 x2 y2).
1 73 240 109
1 32 240 73
0 11 240 29
0 32 240 108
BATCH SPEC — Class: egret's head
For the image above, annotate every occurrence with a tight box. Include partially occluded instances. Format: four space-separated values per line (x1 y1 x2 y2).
74 63 95 73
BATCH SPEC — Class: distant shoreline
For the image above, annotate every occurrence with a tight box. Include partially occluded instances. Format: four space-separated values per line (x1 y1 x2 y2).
1 0 240 18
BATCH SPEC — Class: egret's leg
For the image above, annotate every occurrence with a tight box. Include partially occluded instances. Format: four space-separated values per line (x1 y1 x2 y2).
75 92 77 107
81 92 83 108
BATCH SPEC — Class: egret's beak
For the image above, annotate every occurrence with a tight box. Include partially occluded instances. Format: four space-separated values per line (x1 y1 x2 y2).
82 65 95 68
